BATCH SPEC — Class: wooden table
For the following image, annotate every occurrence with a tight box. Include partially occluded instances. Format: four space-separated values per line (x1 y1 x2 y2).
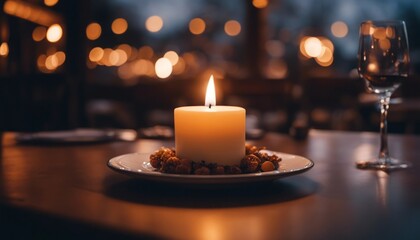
1 130 420 240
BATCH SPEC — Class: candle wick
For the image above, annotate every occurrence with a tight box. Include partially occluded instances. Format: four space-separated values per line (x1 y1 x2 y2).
208 104 212 109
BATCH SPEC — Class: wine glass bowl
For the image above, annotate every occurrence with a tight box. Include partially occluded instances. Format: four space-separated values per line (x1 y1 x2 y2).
357 20 411 170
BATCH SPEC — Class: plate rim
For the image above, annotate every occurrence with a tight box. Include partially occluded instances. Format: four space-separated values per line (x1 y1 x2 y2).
107 150 314 184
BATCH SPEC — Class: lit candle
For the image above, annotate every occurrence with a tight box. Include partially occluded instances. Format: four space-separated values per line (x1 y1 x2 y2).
174 75 246 166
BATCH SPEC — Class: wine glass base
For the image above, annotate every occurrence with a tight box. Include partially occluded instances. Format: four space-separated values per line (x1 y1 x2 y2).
356 157 411 171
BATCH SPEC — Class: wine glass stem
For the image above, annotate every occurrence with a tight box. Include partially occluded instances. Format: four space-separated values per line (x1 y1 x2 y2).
379 96 391 163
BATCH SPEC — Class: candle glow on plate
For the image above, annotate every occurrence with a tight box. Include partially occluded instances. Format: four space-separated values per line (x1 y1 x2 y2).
174 75 246 166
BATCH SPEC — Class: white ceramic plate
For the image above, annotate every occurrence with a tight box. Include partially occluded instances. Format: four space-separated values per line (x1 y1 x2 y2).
108 150 314 184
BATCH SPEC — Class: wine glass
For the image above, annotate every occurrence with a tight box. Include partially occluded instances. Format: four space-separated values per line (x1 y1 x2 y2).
357 20 410 170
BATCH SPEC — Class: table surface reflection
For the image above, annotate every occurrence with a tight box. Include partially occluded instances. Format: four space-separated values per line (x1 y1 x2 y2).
1 130 420 240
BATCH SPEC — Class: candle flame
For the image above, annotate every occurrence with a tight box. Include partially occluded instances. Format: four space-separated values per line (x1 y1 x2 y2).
205 75 216 108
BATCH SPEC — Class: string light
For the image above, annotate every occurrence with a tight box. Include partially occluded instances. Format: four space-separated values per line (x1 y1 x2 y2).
145 16 163 33
224 20 241 36
86 22 102 40
111 18 128 35
189 18 206 35
46 24 63 43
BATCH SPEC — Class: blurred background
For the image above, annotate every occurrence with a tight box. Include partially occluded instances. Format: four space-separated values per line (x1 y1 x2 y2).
1 0 419 135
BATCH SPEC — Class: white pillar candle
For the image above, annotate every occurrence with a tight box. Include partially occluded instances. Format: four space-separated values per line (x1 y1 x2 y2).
174 76 245 166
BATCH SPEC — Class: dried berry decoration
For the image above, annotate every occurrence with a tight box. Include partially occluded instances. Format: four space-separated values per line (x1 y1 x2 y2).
194 166 211 175
149 145 281 175
150 147 176 169
240 154 261 173
261 161 275 172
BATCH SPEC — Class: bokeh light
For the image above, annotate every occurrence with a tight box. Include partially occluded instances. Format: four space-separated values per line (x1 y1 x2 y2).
32 26 46 42
86 22 102 40
304 37 323 57
54 51 66 66
46 24 63 43
224 20 241 36
0 42 9 56
138 46 154 59
44 0 59 7
45 54 58 70
111 18 128 35
379 39 391 51
108 50 119 66
315 47 333 66
3 0 58 26
299 36 310 58
320 38 334 52
386 27 395 39
145 16 163 33
189 18 206 35
373 27 387 40
37 54 47 69
367 63 378 73
89 47 104 62
128 46 138 60
99 48 113 66
252 0 268 8
117 44 132 59
164 51 179 65
155 57 172 79
300 36 335 67
38 51 65 72
112 49 128 66
132 59 154 76
331 21 348 38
